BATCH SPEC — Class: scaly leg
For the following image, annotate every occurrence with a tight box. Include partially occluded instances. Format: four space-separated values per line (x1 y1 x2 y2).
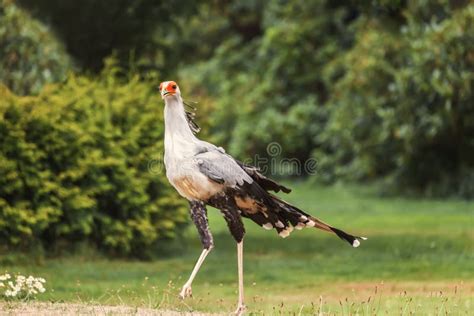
208 199 246 314
180 201 214 299
179 248 212 299
234 241 246 315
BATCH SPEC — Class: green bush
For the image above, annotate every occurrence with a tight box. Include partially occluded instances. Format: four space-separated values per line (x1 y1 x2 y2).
0 60 188 257
317 3 474 197
0 0 72 95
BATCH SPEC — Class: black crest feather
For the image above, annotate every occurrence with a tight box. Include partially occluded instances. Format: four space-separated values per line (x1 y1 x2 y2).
183 100 201 134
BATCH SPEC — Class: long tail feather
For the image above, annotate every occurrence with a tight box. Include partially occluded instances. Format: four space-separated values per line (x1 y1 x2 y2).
271 195 367 247
327 226 367 247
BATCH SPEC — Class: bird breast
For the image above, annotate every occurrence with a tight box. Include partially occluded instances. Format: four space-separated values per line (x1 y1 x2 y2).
166 159 223 201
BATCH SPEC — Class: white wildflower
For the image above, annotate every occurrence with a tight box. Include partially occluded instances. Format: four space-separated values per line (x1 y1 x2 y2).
0 274 11 281
0 273 47 299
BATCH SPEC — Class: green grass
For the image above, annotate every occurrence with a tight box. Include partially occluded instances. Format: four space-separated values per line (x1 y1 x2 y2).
1 183 473 314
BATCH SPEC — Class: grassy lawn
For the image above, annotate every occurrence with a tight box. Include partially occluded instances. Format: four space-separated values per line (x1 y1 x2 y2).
1 182 473 314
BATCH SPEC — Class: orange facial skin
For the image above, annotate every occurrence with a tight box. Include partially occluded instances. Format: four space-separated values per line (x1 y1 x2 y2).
160 81 178 96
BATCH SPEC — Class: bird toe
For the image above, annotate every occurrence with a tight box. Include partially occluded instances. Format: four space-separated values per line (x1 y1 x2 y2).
179 284 193 299
234 303 246 315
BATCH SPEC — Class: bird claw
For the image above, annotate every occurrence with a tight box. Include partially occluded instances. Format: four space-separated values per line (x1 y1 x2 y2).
179 284 192 299
234 303 246 315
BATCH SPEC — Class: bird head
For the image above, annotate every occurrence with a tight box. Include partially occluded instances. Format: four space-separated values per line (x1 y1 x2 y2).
159 81 181 100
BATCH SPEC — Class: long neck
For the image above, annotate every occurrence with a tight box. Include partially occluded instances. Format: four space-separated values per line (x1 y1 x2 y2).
164 96 199 159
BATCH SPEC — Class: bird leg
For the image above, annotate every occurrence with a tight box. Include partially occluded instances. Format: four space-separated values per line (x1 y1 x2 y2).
179 247 211 299
208 199 246 314
180 201 214 299
234 240 246 315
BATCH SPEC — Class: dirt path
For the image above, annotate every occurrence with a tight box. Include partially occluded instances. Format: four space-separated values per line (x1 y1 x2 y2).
0 302 216 316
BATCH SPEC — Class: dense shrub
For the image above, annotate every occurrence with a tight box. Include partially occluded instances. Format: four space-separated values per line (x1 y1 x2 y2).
317 3 474 197
0 60 188 256
0 0 72 95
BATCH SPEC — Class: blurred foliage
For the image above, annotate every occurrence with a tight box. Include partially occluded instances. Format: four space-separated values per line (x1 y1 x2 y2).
17 0 200 73
181 0 354 161
317 2 474 197
180 0 473 197
0 60 187 257
0 0 72 95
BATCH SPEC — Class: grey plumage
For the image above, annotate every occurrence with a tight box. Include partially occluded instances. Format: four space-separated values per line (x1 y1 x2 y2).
196 151 253 187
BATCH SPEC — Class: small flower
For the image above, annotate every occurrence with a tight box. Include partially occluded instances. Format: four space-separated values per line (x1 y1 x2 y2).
1 274 47 299
0 275 8 281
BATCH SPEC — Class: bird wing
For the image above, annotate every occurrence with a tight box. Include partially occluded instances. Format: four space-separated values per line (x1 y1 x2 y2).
195 140 291 194
234 160 291 194
195 150 254 188
195 149 295 235
195 149 282 222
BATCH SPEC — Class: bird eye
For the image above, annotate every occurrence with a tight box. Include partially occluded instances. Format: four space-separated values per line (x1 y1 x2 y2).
172 85 177 90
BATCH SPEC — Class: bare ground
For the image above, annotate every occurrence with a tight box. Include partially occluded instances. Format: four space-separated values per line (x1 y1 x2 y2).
0 302 216 316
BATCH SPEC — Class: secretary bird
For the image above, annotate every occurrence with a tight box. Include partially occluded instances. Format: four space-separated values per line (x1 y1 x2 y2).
160 80 366 315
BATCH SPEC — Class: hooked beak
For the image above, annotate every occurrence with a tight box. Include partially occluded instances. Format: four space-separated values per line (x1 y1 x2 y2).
161 88 176 99
162 91 175 97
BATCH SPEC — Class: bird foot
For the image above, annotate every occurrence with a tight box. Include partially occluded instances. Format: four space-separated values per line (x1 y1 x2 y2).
234 303 246 315
179 284 192 299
